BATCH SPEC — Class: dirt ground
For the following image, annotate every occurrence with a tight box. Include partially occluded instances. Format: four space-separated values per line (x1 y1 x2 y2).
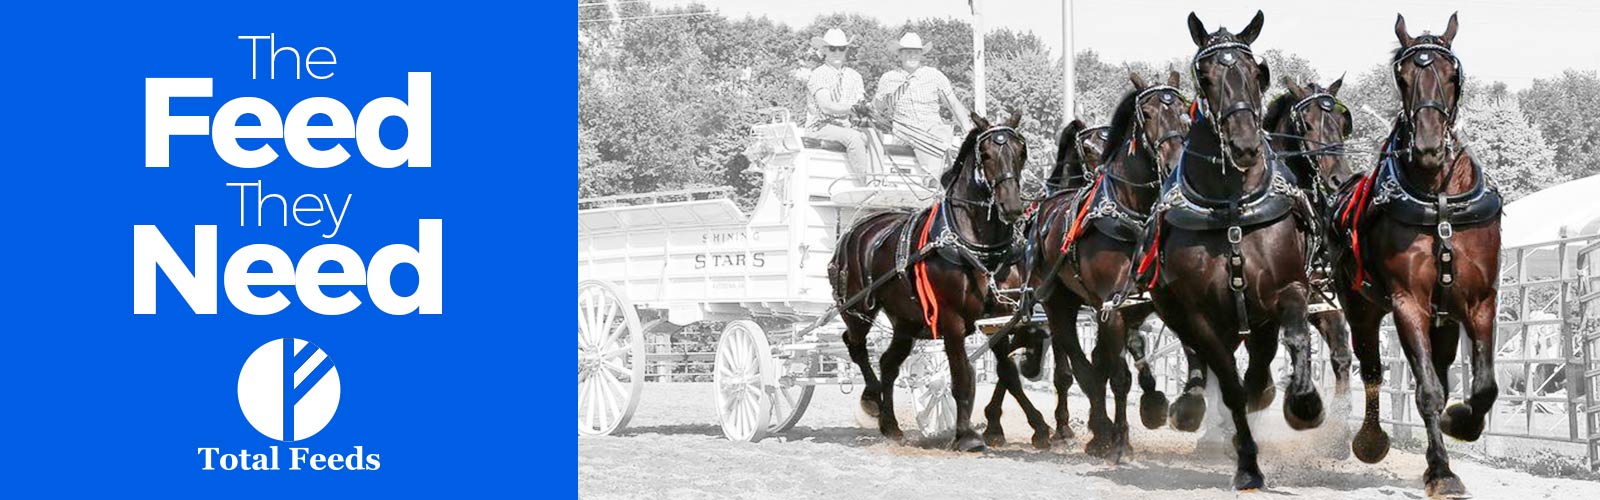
579 382 1600 499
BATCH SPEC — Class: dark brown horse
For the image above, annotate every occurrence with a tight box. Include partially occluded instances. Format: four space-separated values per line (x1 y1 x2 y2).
1046 120 1111 195
1329 13 1501 498
1141 11 1325 490
828 111 1045 452
1028 71 1190 461
1262 77 1358 405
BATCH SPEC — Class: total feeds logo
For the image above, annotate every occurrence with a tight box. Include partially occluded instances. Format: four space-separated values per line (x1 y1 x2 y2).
199 338 379 471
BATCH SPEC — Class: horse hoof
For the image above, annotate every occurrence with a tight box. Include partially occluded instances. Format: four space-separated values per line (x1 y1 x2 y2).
1140 391 1170 429
1352 425 1390 464
1232 467 1266 491
1051 425 1076 446
952 434 987 453
1284 390 1325 430
1170 393 1206 432
1425 474 1469 498
1031 429 1053 450
1440 403 1484 442
1247 384 1277 413
881 425 905 443
1084 434 1113 458
859 395 882 419
983 429 1007 448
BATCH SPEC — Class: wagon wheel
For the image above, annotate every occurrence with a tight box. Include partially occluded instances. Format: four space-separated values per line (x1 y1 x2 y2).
577 280 645 436
768 351 817 434
909 347 958 437
715 320 777 442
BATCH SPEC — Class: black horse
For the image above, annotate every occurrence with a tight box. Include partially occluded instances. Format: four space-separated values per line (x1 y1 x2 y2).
1139 12 1325 490
1027 71 1191 461
1328 14 1501 497
828 111 1049 452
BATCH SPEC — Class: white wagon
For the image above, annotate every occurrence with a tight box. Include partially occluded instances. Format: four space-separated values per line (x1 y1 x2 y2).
579 108 990 441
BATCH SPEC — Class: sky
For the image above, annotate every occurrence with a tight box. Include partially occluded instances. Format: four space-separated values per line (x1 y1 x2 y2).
639 0 1600 90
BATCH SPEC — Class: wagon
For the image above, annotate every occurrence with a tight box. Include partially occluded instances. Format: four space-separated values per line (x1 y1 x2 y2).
579 108 1005 441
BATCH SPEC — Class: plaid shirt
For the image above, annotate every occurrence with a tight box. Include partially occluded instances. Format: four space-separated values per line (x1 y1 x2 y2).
804 63 864 130
873 66 955 134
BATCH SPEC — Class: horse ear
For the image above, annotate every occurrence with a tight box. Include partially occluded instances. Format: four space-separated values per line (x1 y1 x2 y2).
1187 13 1209 47
1395 13 1413 46
1282 76 1306 97
1237 10 1265 45
1440 12 1459 45
1328 74 1345 96
971 112 990 131
1130 72 1149 91
1006 110 1023 129
1168 69 1182 88
1257 61 1271 91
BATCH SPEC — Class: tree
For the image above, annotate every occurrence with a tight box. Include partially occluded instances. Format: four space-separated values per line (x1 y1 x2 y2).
1458 95 1561 201
1519 70 1600 181
985 48 1062 170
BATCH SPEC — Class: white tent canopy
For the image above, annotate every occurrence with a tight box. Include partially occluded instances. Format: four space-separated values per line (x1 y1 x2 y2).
1501 173 1600 248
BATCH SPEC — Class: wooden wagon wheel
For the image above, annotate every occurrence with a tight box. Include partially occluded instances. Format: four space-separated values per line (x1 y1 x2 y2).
909 346 958 437
714 320 776 442
767 348 817 434
577 280 647 436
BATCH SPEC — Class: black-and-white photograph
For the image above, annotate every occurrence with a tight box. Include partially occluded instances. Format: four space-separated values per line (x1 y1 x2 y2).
578 1 1600 497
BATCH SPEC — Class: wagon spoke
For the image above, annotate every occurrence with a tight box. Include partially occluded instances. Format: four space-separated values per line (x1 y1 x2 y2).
600 305 628 350
602 359 632 380
585 372 600 431
592 369 614 425
577 302 593 349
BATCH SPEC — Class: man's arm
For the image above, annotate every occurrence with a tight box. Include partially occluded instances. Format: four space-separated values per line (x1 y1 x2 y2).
940 81 973 132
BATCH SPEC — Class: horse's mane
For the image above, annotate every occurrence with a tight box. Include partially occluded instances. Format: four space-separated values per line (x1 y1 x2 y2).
1101 89 1141 163
943 126 985 189
1262 91 1299 135
1049 121 1088 186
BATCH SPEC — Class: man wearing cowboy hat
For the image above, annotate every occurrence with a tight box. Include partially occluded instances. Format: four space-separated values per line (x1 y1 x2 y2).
804 28 870 176
873 32 972 176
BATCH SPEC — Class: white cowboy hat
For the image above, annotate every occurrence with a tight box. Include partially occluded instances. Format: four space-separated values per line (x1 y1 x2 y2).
810 28 852 50
897 32 931 51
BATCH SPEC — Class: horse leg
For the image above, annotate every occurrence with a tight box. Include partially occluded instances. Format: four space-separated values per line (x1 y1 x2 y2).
1441 301 1498 443
1311 300 1355 394
842 313 885 419
1123 304 1169 429
992 334 1054 449
1241 328 1279 414
982 374 1009 447
943 320 985 452
1189 320 1265 490
1081 310 1123 459
1104 309 1137 462
1043 292 1087 444
874 328 916 442
1346 295 1390 464
1169 346 1209 432
1393 298 1468 497
1280 283 1325 430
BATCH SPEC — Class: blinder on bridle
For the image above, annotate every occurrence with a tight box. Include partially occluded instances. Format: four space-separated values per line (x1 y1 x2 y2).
1132 85 1189 170
1392 38 1463 127
1290 92 1352 144
960 125 1024 197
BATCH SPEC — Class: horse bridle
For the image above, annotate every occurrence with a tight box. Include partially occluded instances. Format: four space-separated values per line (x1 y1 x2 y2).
948 125 1025 219
1130 85 1190 177
1073 125 1111 182
1392 39 1463 162
1190 41 1264 171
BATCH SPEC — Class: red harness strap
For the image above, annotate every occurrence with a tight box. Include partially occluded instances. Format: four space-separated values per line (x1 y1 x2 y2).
1137 220 1164 288
1341 174 1377 289
914 204 942 338
1061 173 1105 253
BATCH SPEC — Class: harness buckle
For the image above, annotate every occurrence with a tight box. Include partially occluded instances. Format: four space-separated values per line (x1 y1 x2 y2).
1227 225 1242 244
1437 221 1454 239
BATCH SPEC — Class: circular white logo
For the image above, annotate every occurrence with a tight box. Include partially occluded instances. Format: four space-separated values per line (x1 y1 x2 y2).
237 338 341 441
